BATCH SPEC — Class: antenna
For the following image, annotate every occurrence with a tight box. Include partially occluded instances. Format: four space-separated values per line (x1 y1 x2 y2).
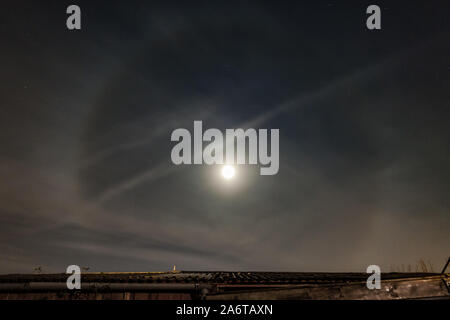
441 256 450 274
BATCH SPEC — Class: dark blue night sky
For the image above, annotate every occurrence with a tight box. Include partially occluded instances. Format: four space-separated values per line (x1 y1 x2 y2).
0 1 449 273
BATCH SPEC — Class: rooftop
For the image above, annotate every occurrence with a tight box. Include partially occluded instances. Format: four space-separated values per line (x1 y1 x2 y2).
0 271 449 300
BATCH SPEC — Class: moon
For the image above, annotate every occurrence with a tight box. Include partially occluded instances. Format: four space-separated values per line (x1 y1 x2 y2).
221 165 236 180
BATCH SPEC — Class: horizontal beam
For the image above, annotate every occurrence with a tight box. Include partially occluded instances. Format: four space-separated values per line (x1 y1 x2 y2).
0 282 215 293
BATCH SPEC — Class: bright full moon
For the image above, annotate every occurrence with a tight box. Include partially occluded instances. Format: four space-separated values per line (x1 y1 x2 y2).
221 165 235 180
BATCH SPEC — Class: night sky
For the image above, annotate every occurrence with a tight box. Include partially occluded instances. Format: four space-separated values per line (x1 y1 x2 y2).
0 1 449 273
